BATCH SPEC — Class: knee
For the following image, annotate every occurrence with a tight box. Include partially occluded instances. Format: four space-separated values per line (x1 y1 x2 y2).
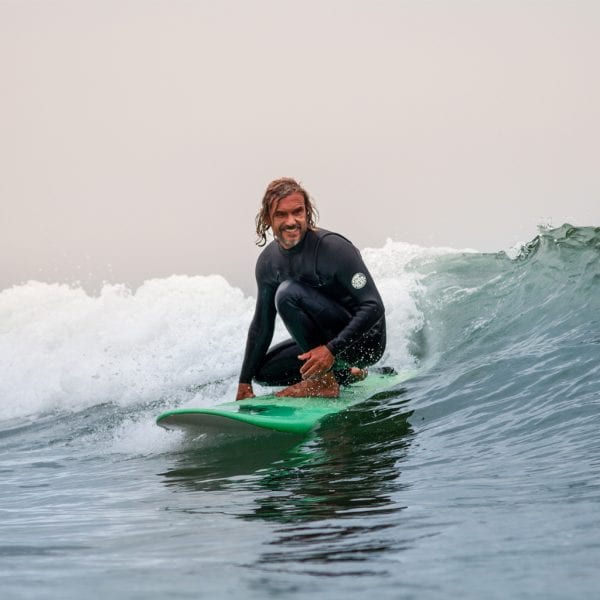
274 280 306 313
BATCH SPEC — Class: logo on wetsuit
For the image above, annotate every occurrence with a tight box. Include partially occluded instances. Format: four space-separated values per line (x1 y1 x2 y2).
351 272 367 289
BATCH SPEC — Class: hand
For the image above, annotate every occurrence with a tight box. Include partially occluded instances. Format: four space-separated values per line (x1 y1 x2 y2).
298 345 335 380
236 383 255 401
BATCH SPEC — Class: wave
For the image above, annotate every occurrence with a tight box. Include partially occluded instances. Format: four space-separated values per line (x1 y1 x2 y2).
1 224 598 456
406 224 600 466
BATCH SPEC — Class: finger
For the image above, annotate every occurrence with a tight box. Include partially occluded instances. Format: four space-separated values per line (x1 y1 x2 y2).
298 352 311 360
299 361 312 375
302 364 323 379
300 360 313 375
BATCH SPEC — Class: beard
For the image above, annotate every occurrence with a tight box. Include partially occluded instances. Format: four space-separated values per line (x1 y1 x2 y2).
276 225 303 248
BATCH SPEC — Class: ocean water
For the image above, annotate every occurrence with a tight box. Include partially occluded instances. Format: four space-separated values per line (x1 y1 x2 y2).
1 224 599 599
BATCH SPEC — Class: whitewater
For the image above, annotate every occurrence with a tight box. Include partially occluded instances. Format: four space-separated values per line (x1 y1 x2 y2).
1 224 598 599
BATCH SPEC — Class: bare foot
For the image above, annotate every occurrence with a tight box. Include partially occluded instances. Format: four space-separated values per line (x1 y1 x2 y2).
276 371 340 398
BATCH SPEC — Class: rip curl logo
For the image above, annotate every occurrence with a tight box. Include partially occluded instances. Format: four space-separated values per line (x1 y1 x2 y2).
351 272 367 289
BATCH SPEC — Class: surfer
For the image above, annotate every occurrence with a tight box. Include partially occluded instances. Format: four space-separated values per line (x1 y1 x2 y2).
236 178 386 400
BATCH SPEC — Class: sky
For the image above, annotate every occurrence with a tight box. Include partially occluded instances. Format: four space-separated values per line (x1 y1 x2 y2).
2 0 599 295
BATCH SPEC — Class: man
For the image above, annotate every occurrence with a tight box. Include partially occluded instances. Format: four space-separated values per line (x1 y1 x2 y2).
236 177 386 400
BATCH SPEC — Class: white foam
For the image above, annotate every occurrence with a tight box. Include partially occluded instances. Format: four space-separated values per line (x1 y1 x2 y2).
1 240 465 425
362 239 475 368
0 275 255 419
109 414 185 456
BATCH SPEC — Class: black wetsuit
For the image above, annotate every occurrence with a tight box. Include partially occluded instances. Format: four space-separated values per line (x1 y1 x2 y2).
239 229 386 386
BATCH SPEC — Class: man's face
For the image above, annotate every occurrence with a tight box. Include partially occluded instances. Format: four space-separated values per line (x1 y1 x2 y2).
269 192 308 249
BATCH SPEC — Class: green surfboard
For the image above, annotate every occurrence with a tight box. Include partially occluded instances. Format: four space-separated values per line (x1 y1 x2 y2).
156 370 416 436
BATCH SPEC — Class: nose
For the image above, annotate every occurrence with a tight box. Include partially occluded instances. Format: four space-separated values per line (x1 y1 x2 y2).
284 213 296 227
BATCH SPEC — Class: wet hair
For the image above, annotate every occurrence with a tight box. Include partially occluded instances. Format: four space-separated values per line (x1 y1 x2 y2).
255 177 319 246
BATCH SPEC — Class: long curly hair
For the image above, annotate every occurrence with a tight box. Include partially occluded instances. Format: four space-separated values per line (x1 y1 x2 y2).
255 178 319 246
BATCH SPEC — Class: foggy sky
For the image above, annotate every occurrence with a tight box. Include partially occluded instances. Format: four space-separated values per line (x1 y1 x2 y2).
2 0 599 295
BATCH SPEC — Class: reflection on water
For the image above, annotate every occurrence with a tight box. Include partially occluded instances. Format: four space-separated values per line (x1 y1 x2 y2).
159 386 415 576
246 389 414 576
248 391 413 523
159 433 304 493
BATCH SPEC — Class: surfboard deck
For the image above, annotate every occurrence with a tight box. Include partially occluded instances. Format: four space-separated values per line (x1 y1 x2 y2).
156 370 416 436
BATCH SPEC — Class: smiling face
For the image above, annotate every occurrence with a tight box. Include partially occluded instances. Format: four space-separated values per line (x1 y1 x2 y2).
269 192 308 249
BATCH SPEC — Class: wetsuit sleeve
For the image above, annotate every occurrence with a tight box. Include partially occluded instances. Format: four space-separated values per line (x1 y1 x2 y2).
317 235 385 357
238 258 277 384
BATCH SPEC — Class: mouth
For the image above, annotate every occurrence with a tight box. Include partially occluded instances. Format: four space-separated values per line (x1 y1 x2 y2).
281 226 300 235
277 226 302 247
